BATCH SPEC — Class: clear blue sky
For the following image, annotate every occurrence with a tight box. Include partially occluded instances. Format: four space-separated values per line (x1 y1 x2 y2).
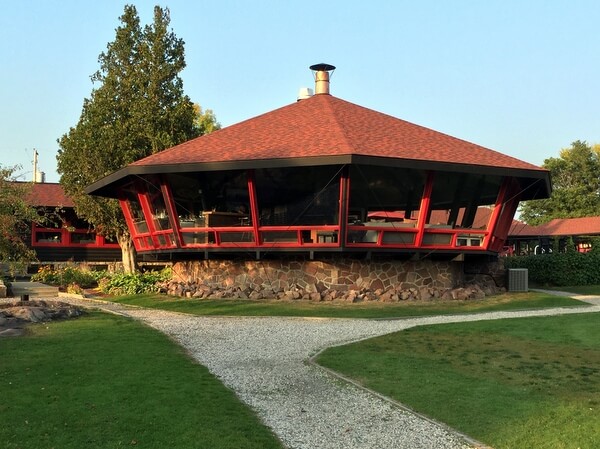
2 0 599 183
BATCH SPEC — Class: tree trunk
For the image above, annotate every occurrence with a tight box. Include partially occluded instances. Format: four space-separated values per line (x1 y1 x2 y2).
118 233 138 273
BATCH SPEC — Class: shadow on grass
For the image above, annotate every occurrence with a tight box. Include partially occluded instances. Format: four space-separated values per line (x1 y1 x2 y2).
107 291 590 319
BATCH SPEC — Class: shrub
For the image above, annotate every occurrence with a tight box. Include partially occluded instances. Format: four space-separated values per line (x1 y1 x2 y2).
66 283 84 295
99 268 172 296
504 251 600 286
31 265 98 289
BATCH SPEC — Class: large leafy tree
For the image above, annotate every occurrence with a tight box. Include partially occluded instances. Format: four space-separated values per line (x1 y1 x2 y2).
57 5 216 272
0 166 39 275
193 103 221 135
519 140 600 225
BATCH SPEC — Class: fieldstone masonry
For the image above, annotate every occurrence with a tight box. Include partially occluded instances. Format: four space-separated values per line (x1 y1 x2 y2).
165 257 505 301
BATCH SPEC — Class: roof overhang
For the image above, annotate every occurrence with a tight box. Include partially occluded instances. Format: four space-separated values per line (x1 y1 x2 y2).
85 154 551 201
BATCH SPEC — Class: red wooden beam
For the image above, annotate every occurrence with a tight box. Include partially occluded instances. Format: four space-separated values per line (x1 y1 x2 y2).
414 171 434 247
483 177 509 250
247 169 262 245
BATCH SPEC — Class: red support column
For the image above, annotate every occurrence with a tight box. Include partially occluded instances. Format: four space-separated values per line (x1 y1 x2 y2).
415 171 434 247
30 223 36 246
247 170 262 245
119 197 143 252
137 191 159 248
489 179 520 252
160 180 183 247
483 177 510 250
338 166 349 247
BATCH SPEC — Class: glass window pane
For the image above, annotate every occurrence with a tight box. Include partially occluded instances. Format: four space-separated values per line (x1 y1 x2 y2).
349 165 426 224
71 232 96 244
144 177 172 232
255 166 341 226
36 231 61 243
121 183 148 234
427 172 503 231
166 171 249 226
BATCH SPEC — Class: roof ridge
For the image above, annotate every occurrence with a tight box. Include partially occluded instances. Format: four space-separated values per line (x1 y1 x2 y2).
320 96 361 154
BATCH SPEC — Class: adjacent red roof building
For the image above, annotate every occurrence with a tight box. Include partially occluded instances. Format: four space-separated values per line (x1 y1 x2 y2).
508 216 600 254
510 216 600 237
26 182 75 208
20 182 120 262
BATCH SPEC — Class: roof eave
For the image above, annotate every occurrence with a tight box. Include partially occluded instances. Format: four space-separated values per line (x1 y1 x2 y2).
85 154 551 200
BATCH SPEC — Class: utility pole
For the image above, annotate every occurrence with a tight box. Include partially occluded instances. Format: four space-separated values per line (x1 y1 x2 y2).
32 148 38 183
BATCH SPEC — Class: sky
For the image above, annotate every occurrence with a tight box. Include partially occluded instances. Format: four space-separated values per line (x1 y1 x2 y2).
1 0 599 183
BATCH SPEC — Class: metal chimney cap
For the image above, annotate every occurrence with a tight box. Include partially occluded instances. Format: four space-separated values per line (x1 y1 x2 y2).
310 63 336 72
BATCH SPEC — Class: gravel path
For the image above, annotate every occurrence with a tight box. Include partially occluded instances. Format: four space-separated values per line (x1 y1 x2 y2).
37 295 600 449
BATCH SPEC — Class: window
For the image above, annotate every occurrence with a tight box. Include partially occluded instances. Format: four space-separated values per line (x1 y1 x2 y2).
348 165 425 245
35 231 61 243
121 183 148 234
255 166 341 227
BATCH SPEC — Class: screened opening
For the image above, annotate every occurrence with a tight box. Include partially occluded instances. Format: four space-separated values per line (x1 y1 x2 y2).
121 183 148 234
143 176 173 232
424 172 503 246
348 165 425 245
255 166 341 227
166 171 250 227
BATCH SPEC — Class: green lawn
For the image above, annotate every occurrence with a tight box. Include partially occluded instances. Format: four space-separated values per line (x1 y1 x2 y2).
557 285 600 295
317 312 600 449
108 291 588 319
0 312 283 449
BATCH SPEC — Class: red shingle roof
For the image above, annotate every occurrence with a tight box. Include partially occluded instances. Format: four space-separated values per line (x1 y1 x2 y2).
131 94 544 172
509 216 600 237
24 182 75 208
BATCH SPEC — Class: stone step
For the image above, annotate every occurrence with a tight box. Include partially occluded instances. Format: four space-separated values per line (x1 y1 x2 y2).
9 282 59 298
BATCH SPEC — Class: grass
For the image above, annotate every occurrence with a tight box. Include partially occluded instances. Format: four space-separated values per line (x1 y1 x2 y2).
0 312 284 449
107 291 588 319
317 312 600 449
556 284 600 295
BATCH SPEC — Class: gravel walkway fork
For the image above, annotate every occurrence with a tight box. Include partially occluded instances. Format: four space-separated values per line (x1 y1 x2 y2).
53 297 470 448
52 295 600 449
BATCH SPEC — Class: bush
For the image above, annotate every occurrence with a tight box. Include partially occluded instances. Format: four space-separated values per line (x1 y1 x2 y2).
504 251 600 286
99 268 171 296
31 265 98 289
30 265 172 296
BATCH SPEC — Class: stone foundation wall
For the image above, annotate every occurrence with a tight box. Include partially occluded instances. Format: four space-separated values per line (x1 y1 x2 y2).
172 257 462 292
165 256 508 301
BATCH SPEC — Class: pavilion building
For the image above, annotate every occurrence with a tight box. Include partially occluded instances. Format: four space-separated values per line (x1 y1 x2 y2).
85 64 551 296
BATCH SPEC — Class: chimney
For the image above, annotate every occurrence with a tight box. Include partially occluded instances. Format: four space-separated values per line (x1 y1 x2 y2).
309 63 336 95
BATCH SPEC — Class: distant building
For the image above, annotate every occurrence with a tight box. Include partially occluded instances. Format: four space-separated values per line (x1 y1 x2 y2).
508 216 600 254
23 181 121 263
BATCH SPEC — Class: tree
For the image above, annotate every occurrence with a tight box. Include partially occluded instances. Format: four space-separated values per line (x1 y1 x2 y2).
57 5 216 272
519 140 600 225
193 103 221 135
0 166 39 276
